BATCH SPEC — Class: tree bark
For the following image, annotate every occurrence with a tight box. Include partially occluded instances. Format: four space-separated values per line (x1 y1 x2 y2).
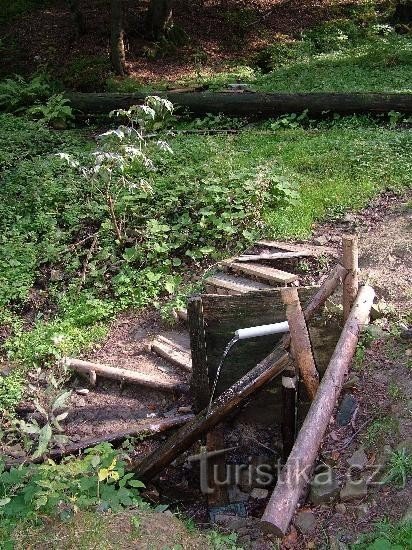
342 235 359 322
67 0 85 37
110 0 126 76
66 91 412 118
261 285 375 536
145 0 173 39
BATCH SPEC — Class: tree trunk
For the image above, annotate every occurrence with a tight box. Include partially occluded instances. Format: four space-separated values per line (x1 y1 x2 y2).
110 0 126 76
67 0 85 37
145 0 173 39
66 91 412 118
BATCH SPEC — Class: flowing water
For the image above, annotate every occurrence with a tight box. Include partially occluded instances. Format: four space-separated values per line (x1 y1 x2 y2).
206 335 239 416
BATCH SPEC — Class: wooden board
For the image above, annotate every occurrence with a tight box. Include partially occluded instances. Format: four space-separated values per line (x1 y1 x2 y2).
151 334 192 372
257 240 337 258
206 273 272 294
221 260 298 285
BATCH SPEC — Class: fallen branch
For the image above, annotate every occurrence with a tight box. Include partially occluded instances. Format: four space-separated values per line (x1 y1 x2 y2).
261 285 375 536
63 358 189 393
133 264 346 481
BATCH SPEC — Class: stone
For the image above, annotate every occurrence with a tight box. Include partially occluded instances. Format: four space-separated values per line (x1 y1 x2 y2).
335 503 346 514
347 448 368 470
250 488 268 500
178 406 192 413
309 469 340 505
343 213 356 223
314 235 328 246
294 510 316 534
406 348 412 357
329 536 349 550
400 328 412 341
343 375 360 390
76 388 89 395
340 478 368 501
336 394 358 426
355 503 370 519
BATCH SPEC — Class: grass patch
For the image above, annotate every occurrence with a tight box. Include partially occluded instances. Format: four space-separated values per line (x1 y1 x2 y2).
352 519 412 549
0 0 49 24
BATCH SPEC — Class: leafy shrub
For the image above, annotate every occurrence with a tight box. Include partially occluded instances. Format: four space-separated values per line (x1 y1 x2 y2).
0 74 52 114
352 519 412 549
28 93 74 128
0 443 146 543
62 55 111 92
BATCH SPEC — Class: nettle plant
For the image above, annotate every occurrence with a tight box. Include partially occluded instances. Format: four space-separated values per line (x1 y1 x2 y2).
58 96 174 244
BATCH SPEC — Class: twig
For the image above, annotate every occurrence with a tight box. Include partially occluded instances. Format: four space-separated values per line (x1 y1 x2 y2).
69 232 99 250
78 234 98 290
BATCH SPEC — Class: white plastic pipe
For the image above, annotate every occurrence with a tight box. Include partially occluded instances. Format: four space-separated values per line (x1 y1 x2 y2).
235 321 289 340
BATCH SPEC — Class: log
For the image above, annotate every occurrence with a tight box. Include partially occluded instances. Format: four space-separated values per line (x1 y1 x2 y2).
342 235 359 322
261 285 375 536
4 415 193 468
237 252 309 262
64 358 189 393
67 92 412 118
132 266 344 481
281 287 319 400
206 426 229 507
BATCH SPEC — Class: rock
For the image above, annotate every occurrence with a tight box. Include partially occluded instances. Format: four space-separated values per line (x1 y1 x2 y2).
250 488 268 500
329 535 349 550
343 213 356 223
214 514 249 530
347 448 368 470
294 510 316 534
343 375 360 390
335 503 346 514
76 388 89 395
370 301 393 321
314 235 328 246
336 394 358 426
178 406 192 413
400 328 412 341
367 325 387 340
340 478 368 501
355 503 369 519
309 469 340 505
406 348 412 357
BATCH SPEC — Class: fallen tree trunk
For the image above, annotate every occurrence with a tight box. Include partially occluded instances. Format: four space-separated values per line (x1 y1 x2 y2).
67 91 412 117
133 263 346 481
63 358 189 393
49 414 194 459
261 284 375 537
5 415 193 469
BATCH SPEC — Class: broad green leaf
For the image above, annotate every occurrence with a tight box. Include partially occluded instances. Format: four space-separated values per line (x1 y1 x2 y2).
32 423 52 459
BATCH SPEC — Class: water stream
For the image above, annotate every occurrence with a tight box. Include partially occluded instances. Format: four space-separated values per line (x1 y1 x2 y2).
206 335 239 416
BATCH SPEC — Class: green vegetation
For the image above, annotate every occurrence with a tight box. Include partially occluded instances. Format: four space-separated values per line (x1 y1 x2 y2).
0 443 146 546
363 416 399 448
352 519 412 549
0 0 49 24
385 448 412 487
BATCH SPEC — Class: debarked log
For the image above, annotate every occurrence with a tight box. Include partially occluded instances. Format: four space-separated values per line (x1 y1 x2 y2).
66 91 412 117
261 284 375 537
63 358 189 393
132 262 347 481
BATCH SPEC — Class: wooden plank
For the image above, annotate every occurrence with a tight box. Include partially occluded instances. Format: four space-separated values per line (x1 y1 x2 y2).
207 426 229 508
205 273 272 294
221 260 298 284
187 297 210 412
257 240 337 257
151 336 192 372
237 252 309 262
63 358 189 393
